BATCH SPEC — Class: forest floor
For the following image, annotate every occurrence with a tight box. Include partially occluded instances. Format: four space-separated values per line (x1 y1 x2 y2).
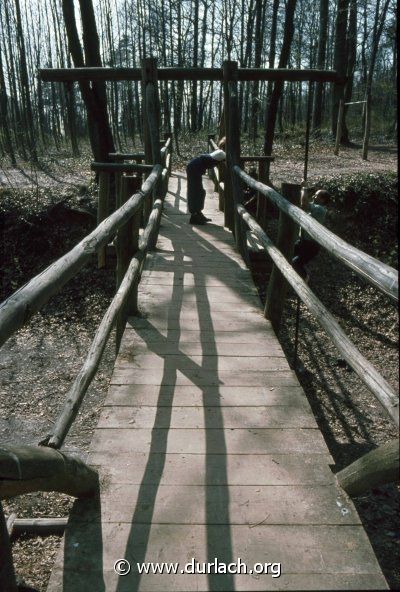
0 138 398 591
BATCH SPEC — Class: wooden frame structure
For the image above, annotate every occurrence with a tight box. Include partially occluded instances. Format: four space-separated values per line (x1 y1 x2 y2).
0 58 397 588
335 97 371 159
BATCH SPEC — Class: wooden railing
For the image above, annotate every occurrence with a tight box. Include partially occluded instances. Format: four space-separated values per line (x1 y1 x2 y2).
206 63 398 499
0 136 171 471
209 135 398 420
211 145 399 493
208 58 399 499
0 60 172 588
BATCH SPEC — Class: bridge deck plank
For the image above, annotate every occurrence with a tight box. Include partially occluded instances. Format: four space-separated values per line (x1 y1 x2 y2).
47 173 387 591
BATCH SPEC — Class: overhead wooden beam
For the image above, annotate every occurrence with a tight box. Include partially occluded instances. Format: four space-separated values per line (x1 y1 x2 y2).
40 67 345 84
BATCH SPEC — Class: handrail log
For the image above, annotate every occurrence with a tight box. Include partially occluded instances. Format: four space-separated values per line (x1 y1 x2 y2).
108 152 145 161
234 166 398 302
6 516 68 537
44 194 165 449
0 165 162 348
240 156 275 162
336 439 399 496
91 162 153 173
237 205 399 425
0 445 98 498
40 67 345 84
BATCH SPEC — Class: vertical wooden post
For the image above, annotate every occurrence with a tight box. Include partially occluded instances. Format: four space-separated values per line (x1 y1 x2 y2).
164 132 173 176
207 133 217 185
334 99 344 156
362 92 371 161
218 162 225 212
127 175 142 319
115 172 122 209
256 160 268 229
0 502 18 592
141 57 162 224
264 182 301 332
97 172 110 268
222 62 235 231
115 175 140 350
224 60 247 260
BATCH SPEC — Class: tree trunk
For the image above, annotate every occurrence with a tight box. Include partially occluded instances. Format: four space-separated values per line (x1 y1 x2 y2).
14 0 37 161
0 44 16 165
331 0 349 137
62 0 115 162
190 0 199 132
263 0 297 155
312 0 329 133
250 0 264 141
341 0 357 144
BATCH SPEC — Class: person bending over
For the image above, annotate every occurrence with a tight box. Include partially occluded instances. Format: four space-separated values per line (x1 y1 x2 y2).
186 148 226 225
292 189 331 281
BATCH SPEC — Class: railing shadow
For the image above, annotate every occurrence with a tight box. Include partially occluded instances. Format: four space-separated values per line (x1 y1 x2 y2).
115 249 185 592
115 176 236 591
284 299 377 467
61 490 105 591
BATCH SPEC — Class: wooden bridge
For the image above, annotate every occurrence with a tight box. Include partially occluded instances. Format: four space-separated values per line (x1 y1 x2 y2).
0 61 398 591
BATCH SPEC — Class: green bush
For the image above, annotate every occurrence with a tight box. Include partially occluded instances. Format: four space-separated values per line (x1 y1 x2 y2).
314 172 398 266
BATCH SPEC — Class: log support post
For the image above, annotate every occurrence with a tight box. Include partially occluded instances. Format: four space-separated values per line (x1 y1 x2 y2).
142 58 162 226
116 175 140 350
126 176 142 319
207 134 217 187
224 60 247 262
222 62 235 231
217 165 225 212
164 132 173 177
0 502 17 592
256 160 269 229
97 172 110 268
264 182 301 331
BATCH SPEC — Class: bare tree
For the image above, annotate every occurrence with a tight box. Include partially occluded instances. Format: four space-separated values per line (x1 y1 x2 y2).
62 0 115 161
263 0 297 155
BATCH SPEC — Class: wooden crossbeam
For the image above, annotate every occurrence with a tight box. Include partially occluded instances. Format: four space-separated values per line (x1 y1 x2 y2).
40 66 345 84
91 162 153 173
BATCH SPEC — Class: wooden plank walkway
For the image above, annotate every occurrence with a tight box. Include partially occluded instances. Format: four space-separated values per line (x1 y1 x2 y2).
47 173 387 591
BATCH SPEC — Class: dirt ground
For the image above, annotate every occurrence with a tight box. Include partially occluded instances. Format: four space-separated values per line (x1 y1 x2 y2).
0 141 398 590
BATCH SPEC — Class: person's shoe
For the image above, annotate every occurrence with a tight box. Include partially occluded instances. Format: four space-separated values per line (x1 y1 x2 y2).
198 212 212 222
189 212 207 225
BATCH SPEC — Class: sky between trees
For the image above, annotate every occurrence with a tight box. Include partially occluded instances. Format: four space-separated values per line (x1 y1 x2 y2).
0 0 396 163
